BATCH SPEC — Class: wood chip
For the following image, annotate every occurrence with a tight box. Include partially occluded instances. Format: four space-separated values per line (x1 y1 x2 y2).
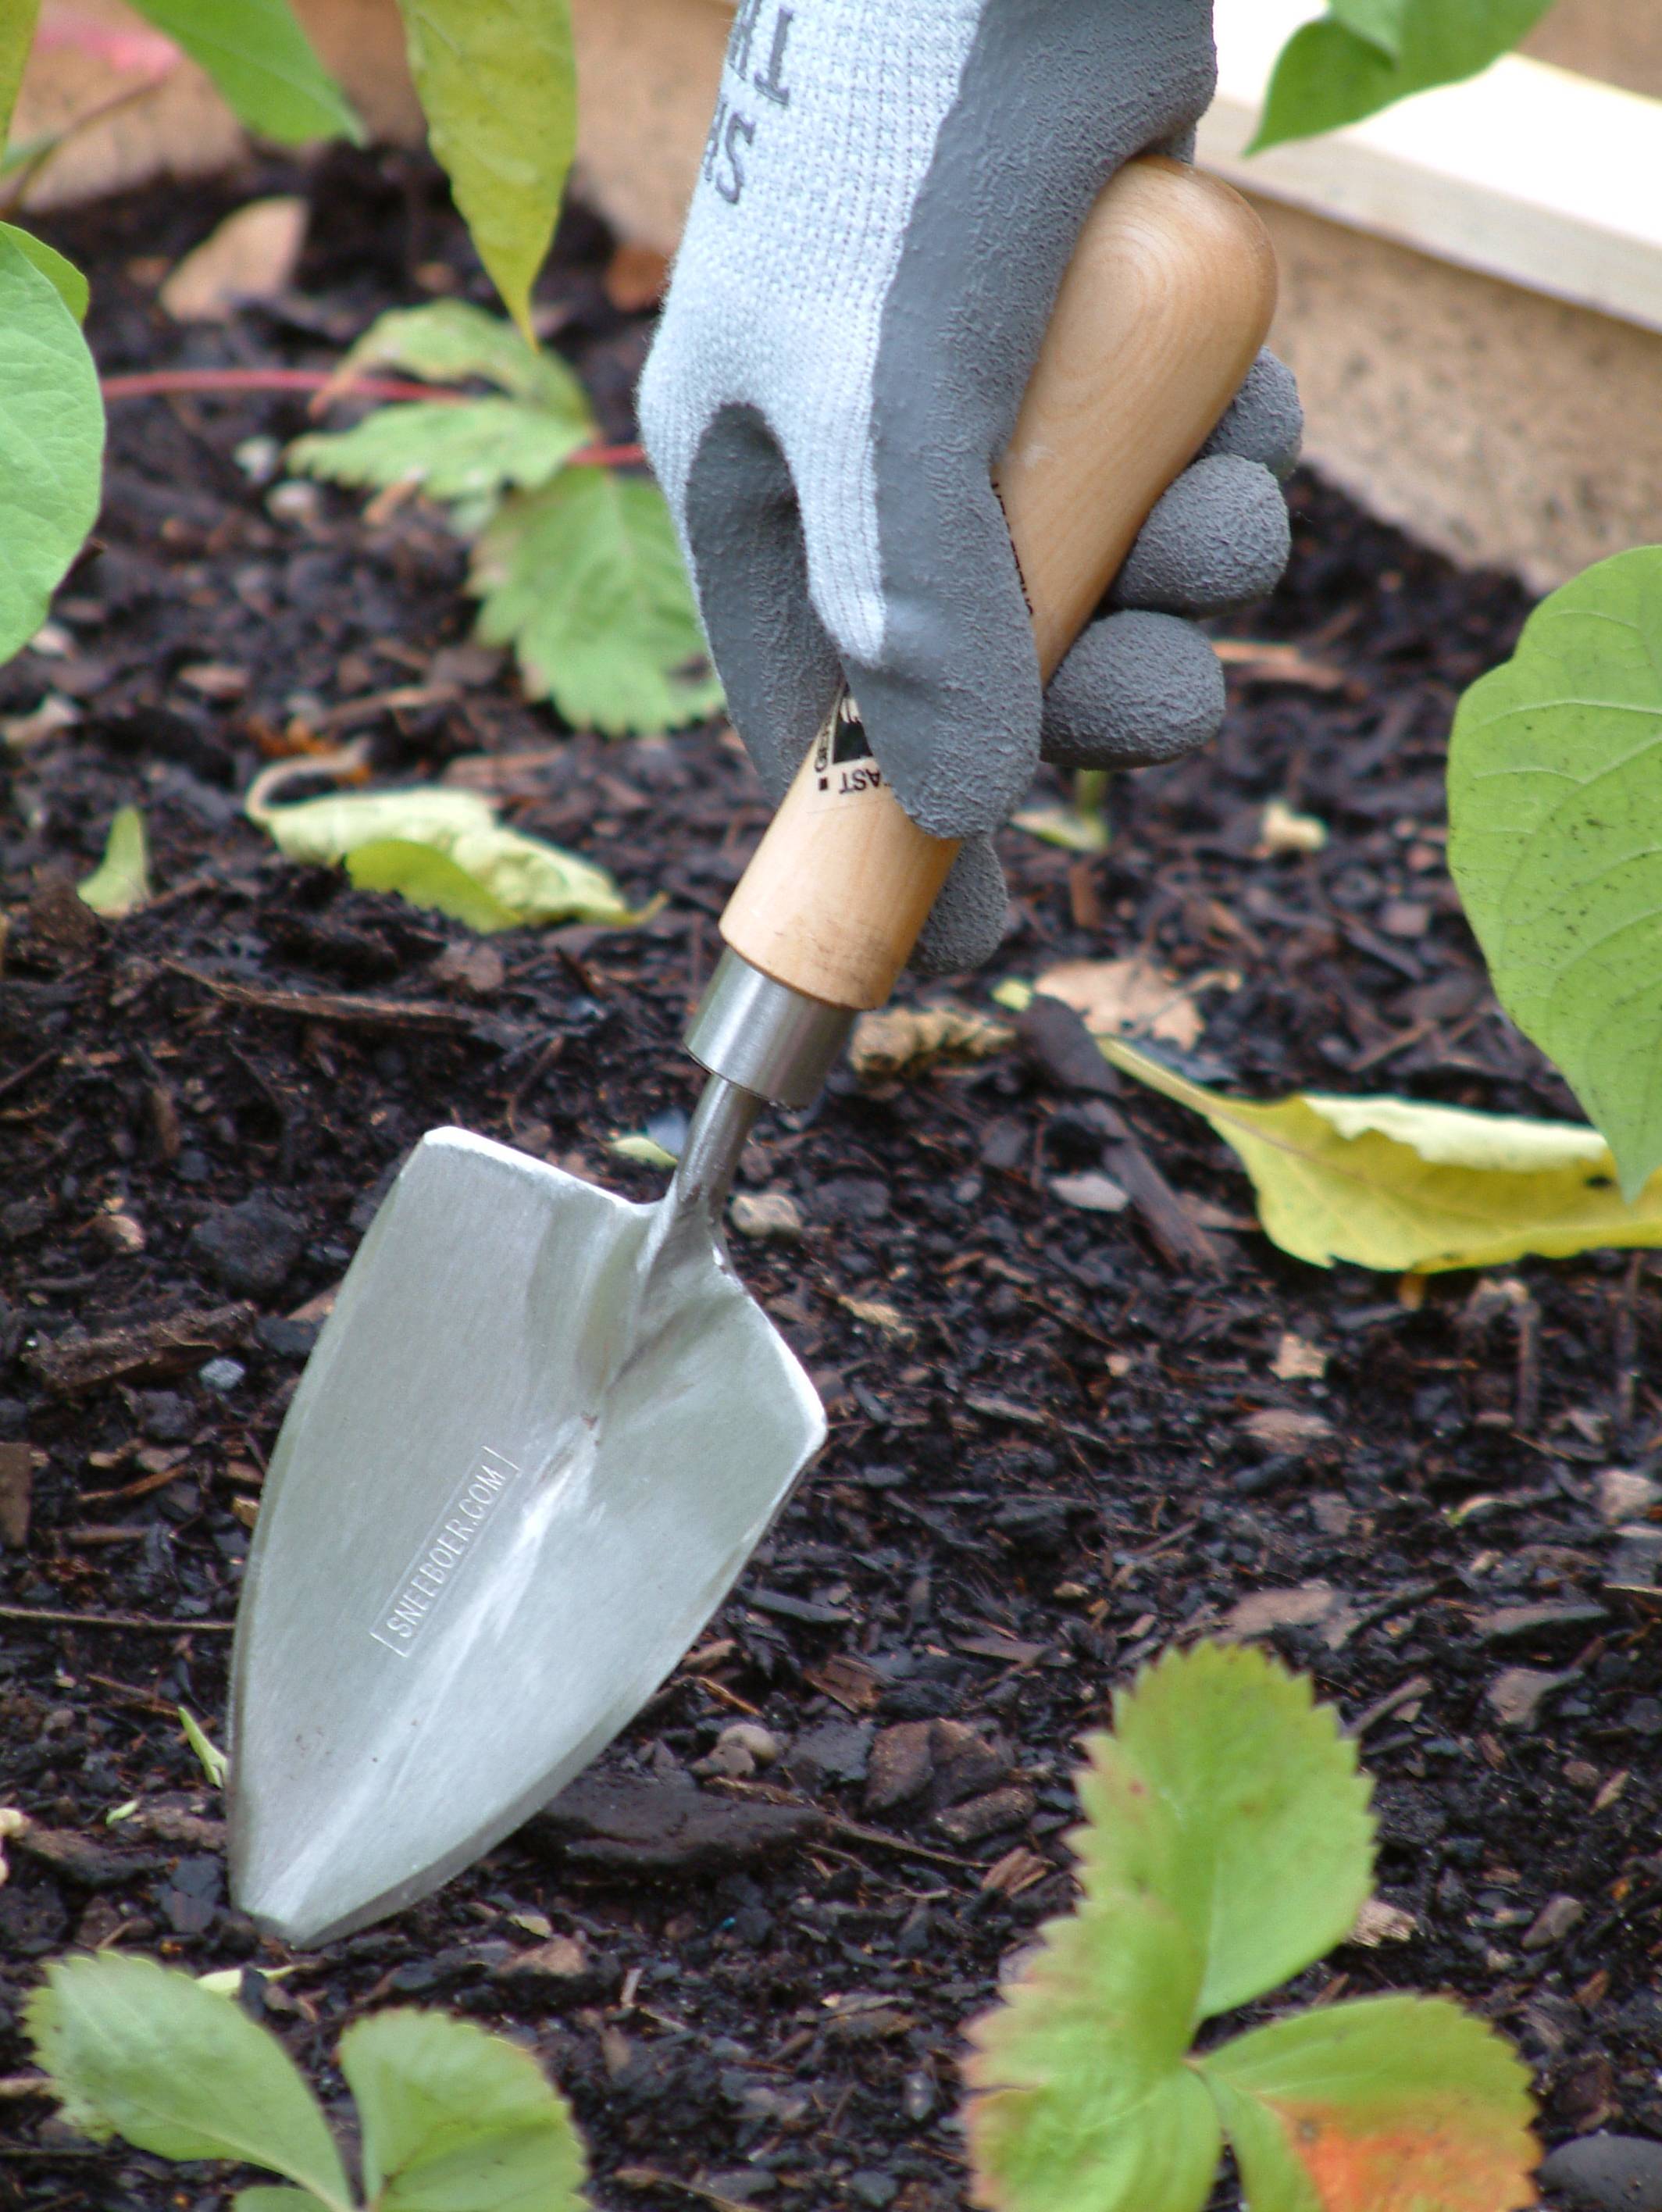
1487 1665 1571 1729
28 1303 251 1397
160 198 307 321
1272 1333 1328 1381
0 1443 34 1548
1222 1582 1339 1638
979 1846 1050 1896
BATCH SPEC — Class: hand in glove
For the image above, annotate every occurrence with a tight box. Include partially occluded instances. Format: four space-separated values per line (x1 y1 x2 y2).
640 0 1300 972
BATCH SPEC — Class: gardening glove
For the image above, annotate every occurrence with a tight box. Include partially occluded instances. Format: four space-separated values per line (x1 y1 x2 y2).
639 0 1302 975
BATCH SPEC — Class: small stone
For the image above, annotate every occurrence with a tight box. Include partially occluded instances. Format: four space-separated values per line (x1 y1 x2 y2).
935 1784 1035 1845
1523 1893 1585 1950
1223 1582 1338 1638
1379 899 1431 938
1050 1170 1129 1214
430 942 505 997
1625 1696 1662 1737
847 2175 897 2209
191 1193 305 1297
198 1357 245 1394
1308 1493 1354 1539
1272 1333 1328 1381
1538 2133 1662 2211
1240 1407 1336 1455
729 1190 804 1242
1598 1468 1662 1525
716 1722 779 1769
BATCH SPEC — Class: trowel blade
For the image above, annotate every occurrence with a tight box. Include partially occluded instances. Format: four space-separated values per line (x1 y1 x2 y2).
228 1127 823 1945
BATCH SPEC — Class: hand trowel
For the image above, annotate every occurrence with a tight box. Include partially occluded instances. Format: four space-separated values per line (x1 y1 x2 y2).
229 156 1277 1945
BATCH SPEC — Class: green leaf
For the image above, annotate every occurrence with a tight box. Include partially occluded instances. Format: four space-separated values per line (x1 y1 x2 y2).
1448 546 1662 1197
1096 1032 1662 1272
25 1954 353 2212
77 806 151 918
0 227 90 323
249 780 649 928
129 0 360 145
472 469 722 736
1329 0 1409 58
289 398 589 505
964 1883 1219 2212
1011 802 1111 854
1083 1644 1374 2021
340 2008 586 2211
235 2195 333 2210
333 302 589 413
1252 1 1552 150
344 838 519 931
1 0 38 144
1201 1996 1537 2212
0 230 104 668
178 1705 227 1788
394 0 576 339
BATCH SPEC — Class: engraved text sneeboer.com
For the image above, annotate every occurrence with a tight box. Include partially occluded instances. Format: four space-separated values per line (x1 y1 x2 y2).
369 1447 521 1655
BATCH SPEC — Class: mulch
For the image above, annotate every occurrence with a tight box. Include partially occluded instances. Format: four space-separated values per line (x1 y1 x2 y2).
2 142 1658 2212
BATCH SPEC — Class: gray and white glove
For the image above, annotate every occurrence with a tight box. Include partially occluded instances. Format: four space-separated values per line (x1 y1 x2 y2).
639 0 1301 972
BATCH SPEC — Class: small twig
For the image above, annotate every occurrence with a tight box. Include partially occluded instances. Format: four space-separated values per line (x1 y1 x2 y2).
0 1602 231 1634
163 960 486 1036
0 2075 52 2100
828 1816 972 1872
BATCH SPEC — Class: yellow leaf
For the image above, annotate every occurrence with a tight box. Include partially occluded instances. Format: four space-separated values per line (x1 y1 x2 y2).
1100 1036 1662 1273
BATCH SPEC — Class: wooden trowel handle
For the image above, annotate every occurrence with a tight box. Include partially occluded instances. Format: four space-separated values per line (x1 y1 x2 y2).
716 155 1278 1013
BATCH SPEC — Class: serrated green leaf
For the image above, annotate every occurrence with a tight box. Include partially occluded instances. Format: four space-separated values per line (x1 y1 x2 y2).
472 469 722 735
1 0 38 143
964 1882 1218 2212
0 226 87 322
395 0 576 339
1252 2 1551 150
1448 546 1662 1197
128 0 361 145
1097 1033 1662 1272
289 398 588 505
1089 1644 1374 2019
24 1955 352 2211
344 838 519 931
0 231 104 668
1201 1996 1537 2212
333 302 589 414
341 2007 586 2212
77 806 151 918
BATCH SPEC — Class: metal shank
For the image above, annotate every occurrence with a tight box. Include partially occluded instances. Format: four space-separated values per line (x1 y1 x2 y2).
683 947 852 1108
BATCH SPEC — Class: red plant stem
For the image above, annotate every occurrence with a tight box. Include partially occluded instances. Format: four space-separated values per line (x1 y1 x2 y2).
98 366 644 466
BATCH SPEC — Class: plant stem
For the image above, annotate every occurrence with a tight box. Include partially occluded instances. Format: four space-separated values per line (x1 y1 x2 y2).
1073 768 1110 839
98 366 645 468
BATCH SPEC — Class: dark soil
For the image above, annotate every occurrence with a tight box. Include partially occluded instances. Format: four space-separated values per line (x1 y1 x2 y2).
3 145 1657 2212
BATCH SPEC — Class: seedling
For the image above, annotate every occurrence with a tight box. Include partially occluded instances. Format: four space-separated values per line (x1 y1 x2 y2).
288 301 719 737
27 1953 585 2212
962 1642 1536 2212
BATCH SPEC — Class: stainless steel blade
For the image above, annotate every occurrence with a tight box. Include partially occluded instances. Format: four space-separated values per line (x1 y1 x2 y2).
229 1072 824 1944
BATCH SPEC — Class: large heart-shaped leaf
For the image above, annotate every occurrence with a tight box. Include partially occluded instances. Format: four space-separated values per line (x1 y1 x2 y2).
1448 547 1662 1197
0 229 104 666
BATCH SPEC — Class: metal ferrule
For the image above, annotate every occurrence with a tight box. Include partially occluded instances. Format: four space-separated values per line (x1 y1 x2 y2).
683 947 853 1110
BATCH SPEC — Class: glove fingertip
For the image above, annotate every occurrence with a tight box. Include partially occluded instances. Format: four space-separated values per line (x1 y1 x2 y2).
911 836 1009 976
1204 349 1304 482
